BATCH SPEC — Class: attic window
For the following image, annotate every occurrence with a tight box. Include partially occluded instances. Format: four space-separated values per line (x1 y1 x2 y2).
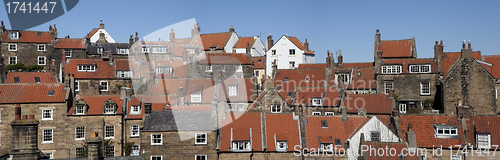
35 77 40 83
48 90 54 96
305 77 310 82
9 31 19 39
258 59 262 63
37 32 42 36
14 77 20 83
434 125 458 138
335 139 341 146
286 92 292 97
321 120 328 128
284 77 288 82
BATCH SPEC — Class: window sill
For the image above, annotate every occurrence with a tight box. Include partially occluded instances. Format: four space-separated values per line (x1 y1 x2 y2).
75 138 85 141
195 143 207 145
104 137 115 140
130 135 140 138
42 141 54 144
420 94 431 96
41 118 53 121
151 144 163 146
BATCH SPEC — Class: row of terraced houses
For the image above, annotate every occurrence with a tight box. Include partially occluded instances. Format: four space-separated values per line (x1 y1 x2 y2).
0 20 499 160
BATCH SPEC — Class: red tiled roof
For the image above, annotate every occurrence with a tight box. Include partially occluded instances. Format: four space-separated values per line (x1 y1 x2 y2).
248 90 268 111
379 39 412 58
342 94 393 115
467 116 500 148
0 84 66 103
218 79 255 102
306 116 369 150
482 55 500 79
184 79 215 104
363 142 418 160
440 51 481 76
337 62 374 68
5 72 57 83
399 115 465 148
274 69 326 91
252 57 265 69
126 96 208 119
69 95 123 115
221 113 262 151
64 59 116 79
292 88 341 106
200 32 231 50
278 90 294 105
86 28 99 38
150 79 187 96
2 30 51 43
287 36 314 55
265 114 300 151
199 53 253 64
328 68 376 90
234 37 255 48
54 38 86 49
298 63 327 69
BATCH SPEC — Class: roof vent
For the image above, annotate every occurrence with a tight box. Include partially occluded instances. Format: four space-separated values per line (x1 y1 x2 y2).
321 120 328 128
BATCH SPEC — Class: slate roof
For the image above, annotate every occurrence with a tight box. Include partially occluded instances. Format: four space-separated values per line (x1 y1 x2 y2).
399 115 465 148
198 53 253 64
87 43 130 55
220 112 262 151
1 30 51 43
342 94 393 115
142 110 214 132
265 114 301 152
55 38 86 49
379 39 412 58
0 84 66 104
305 116 369 150
5 72 57 83
252 57 265 69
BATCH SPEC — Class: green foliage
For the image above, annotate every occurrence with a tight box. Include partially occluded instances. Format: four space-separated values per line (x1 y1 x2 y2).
123 142 135 156
423 99 434 109
5 63 44 72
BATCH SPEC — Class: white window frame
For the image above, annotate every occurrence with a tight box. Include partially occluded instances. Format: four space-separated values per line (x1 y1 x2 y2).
335 73 351 84
8 44 17 51
191 93 202 103
420 82 431 95
75 126 85 140
151 45 167 53
38 56 46 65
476 133 491 149
399 104 407 114
450 155 462 160
105 125 114 139
409 64 431 73
100 81 108 91
205 65 212 72
312 112 321 116
43 152 53 159
130 125 140 137
75 105 85 115
151 155 162 160
236 65 243 72
289 61 295 68
238 103 245 111
97 47 104 54
75 81 79 91
38 44 46 51
195 133 207 145
65 49 72 57
77 65 96 72
155 67 173 74
232 141 251 152
42 129 53 143
9 31 19 39
131 145 140 156
320 143 333 152
9 56 17 65
116 70 133 78
276 141 287 152
195 155 207 160
42 109 53 120
151 134 163 145
104 104 115 114
130 105 141 115
271 105 281 113
381 65 402 74
117 48 129 54
325 112 334 116
434 126 458 137
384 82 393 94
228 85 238 96
311 98 322 106
142 46 150 53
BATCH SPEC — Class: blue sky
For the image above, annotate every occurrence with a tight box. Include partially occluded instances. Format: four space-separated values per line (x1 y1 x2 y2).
1 0 499 63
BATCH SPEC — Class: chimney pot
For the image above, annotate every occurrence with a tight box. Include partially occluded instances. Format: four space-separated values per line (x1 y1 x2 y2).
22 115 28 119
440 40 443 45
29 115 34 119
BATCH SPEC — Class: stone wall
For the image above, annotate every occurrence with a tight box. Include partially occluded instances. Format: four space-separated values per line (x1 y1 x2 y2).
141 131 217 159
1 42 53 72
75 79 132 96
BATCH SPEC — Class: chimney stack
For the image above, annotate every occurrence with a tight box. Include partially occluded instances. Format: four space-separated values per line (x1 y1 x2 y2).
229 26 235 32
434 40 444 72
246 42 251 55
191 23 200 37
304 39 309 51
461 40 472 58
99 19 104 29
266 34 273 51
10 115 41 159
337 50 343 66
0 19 4 31
374 29 381 61
134 32 139 42
129 35 134 45
170 29 175 42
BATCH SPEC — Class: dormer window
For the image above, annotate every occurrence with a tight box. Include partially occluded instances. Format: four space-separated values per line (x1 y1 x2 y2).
130 105 141 115
97 47 104 54
335 73 350 84
117 48 129 54
434 125 458 138
9 31 19 39
205 65 212 72
311 98 322 106
75 104 85 115
320 143 333 153
77 65 96 72
116 70 133 78
477 134 491 149
232 141 251 152
103 100 117 114
191 93 202 103
152 45 167 53
276 141 287 152
409 64 431 73
381 65 402 74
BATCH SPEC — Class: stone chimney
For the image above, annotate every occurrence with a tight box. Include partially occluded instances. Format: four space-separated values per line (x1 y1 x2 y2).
99 19 104 29
134 32 139 42
86 132 102 160
49 24 58 42
374 29 381 61
266 34 273 51
96 31 107 44
0 19 4 31
170 29 175 42
304 39 309 51
129 35 134 46
191 23 200 37
434 41 444 72
271 59 278 78
461 40 472 58
337 50 343 66
246 43 251 55
229 26 235 32
10 115 41 159
341 106 348 121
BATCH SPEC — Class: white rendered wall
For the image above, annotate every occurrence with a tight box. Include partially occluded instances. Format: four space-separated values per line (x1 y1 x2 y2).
90 28 116 43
